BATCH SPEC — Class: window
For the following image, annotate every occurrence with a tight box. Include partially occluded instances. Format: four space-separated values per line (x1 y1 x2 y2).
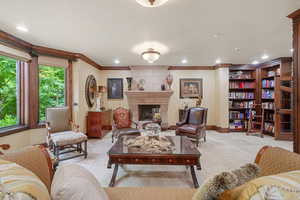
0 55 19 128
39 65 66 121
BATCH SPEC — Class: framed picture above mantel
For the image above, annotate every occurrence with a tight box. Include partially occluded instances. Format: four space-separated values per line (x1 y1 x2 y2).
180 79 203 98
107 78 123 99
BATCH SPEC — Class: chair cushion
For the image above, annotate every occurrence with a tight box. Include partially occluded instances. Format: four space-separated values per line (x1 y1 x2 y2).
113 108 131 129
51 131 87 146
105 187 195 200
115 128 141 136
46 107 71 133
177 124 198 134
51 164 109 200
0 158 50 200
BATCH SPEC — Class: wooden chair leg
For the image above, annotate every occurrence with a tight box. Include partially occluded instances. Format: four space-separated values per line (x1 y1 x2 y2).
84 140 88 159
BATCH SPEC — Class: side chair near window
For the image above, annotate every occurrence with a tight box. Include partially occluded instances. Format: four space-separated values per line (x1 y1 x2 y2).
112 107 141 143
176 107 208 147
46 107 88 163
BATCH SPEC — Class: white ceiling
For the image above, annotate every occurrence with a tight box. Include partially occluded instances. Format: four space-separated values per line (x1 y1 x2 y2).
0 0 299 66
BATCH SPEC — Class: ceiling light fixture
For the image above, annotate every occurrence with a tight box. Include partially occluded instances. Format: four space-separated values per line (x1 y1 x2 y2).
181 59 188 64
141 48 160 63
291 48 294 52
252 60 259 65
16 25 28 32
215 59 221 64
261 54 269 60
114 59 120 64
136 0 169 7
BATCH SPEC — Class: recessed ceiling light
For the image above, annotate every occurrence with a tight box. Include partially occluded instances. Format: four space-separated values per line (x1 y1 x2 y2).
16 25 28 32
114 59 120 64
261 54 269 60
252 60 259 65
291 48 294 52
136 0 169 7
213 33 221 38
215 59 221 64
234 48 241 52
181 59 188 64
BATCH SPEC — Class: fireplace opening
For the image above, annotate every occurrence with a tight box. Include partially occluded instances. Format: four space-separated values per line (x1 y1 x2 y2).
138 105 160 121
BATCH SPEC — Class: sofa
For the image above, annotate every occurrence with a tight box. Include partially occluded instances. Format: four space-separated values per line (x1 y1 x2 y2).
1 145 300 200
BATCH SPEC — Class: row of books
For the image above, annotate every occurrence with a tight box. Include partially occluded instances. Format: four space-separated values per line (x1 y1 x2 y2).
264 112 275 121
229 120 247 129
262 102 275 109
262 80 275 88
262 89 274 99
229 71 253 79
229 101 254 108
229 81 255 89
264 122 274 133
229 92 255 99
229 111 245 119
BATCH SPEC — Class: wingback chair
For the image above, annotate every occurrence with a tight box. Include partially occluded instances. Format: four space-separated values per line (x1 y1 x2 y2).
112 107 141 143
176 107 208 147
46 107 88 163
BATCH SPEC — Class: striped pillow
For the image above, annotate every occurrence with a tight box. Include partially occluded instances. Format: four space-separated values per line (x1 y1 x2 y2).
0 159 50 200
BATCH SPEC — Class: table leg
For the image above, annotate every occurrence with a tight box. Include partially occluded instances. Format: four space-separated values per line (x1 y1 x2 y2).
109 164 119 187
190 166 199 188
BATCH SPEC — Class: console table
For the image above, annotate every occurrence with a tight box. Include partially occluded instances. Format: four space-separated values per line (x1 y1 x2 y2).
86 110 112 138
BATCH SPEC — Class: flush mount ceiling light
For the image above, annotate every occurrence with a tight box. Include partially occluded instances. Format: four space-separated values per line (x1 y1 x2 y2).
252 60 259 65
136 0 169 7
16 25 28 32
215 58 221 64
141 48 160 63
261 54 269 60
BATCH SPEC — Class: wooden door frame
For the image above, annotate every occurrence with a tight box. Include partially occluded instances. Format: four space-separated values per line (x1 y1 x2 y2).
288 9 300 153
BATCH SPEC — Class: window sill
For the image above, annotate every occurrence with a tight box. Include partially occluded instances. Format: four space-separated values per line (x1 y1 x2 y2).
0 125 29 137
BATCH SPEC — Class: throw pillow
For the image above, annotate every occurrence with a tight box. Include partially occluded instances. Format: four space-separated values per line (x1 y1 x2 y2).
237 170 300 200
51 164 109 200
192 163 260 200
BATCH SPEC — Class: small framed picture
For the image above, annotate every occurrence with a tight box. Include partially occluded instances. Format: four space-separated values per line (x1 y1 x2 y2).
180 79 203 98
107 78 123 99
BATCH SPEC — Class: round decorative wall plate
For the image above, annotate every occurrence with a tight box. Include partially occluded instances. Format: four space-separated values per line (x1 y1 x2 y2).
85 75 97 108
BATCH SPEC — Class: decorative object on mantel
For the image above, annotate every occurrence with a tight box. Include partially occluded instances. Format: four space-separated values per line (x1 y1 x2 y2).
161 84 166 91
138 79 146 91
136 0 169 7
124 136 175 153
180 78 203 98
126 77 133 91
166 73 173 90
196 95 203 107
141 48 160 63
85 75 97 108
107 78 123 99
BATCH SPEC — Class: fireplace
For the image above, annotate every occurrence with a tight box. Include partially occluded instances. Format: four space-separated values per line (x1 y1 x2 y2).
139 105 160 121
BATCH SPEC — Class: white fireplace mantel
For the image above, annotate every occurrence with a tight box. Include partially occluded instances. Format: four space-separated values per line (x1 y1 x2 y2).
125 90 174 128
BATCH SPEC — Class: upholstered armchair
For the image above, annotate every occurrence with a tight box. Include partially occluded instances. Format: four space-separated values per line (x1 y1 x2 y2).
46 107 88 163
176 107 208 147
112 107 141 143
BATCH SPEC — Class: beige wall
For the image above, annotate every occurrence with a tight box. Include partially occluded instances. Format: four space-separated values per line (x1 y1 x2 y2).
73 60 102 133
97 69 229 128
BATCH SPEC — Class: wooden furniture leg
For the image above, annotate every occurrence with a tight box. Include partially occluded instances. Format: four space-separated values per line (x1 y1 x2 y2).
109 164 119 187
190 165 199 188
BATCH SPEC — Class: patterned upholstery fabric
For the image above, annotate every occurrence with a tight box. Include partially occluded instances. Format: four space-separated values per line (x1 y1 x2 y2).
0 158 50 200
256 147 300 177
113 107 132 129
236 170 300 200
51 131 87 146
1 146 53 192
105 187 196 200
46 107 71 133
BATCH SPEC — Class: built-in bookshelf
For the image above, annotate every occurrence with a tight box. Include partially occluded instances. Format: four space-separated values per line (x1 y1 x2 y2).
229 68 257 131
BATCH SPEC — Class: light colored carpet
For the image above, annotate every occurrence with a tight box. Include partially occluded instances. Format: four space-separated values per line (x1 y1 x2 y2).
62 130 292 188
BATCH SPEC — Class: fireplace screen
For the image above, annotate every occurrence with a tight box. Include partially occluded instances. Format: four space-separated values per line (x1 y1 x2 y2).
138 105 160 121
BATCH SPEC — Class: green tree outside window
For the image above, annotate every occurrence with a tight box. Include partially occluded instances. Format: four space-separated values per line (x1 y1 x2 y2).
0 55 18 128
39 65 65 121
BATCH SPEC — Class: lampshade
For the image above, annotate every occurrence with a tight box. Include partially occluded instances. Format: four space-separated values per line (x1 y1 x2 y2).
136 0 169 7
141 48 161 63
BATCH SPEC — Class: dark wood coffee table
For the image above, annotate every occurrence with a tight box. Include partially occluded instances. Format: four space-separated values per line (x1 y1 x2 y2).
107 136 201 188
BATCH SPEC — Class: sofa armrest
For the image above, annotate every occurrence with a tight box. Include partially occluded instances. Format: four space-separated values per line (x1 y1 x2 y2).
0 145 54 192
254 146 300 177
176 121 185 127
